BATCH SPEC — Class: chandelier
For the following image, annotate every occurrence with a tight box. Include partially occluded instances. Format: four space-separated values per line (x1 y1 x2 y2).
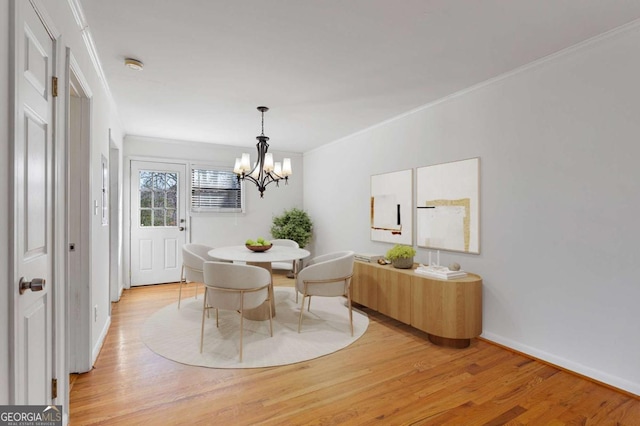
233 106 292 198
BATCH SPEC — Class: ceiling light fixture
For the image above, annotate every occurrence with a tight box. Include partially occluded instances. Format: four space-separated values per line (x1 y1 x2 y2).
124 58 144 71
233 106 292 198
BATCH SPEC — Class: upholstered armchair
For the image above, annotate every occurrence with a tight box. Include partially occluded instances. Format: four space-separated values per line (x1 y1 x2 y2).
179 244 216 308
180 244 233 308
200 261 273 362
296 251 355 335
270 238 300 278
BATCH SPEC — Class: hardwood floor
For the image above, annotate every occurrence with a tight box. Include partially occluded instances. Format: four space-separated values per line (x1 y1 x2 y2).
69 272 640 425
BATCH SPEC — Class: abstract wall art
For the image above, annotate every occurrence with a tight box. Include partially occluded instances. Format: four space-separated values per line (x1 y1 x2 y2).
416 158 480 253
370 169 413 245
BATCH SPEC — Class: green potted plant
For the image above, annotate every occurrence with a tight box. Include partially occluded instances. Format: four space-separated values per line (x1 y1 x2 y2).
270 208 313 248
385 244 416 269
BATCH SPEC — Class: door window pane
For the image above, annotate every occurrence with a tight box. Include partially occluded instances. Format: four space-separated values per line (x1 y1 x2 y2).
166 209 177 226
140 209 152 227
140 190 152 208
153 190 166 208
167 190 177 208
140 171 153 189
153 209 165 226
139 171 179 227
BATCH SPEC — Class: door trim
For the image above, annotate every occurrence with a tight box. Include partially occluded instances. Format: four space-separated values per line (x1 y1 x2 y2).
109 137 122 302
124 156 190 288
66 49 93 373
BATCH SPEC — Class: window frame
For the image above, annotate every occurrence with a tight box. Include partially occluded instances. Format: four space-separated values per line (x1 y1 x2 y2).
189 163 245 214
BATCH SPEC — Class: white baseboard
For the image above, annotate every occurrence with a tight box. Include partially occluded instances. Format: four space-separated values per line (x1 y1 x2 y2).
92 315 111 366
481 331 639 396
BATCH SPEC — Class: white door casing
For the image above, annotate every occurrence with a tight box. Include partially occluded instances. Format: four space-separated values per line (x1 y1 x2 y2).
130 161 187 285
66 50 93 374
11 0 55 404
109 143 121 302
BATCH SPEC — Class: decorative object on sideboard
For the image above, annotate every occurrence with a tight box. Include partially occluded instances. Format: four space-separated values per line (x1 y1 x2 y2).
354 253 384 263
448 262 461 271
415 263 468 280
233 106 292 198
385 244 416 269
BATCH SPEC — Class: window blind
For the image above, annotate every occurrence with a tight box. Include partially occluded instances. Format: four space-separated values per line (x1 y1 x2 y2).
191 167 243 212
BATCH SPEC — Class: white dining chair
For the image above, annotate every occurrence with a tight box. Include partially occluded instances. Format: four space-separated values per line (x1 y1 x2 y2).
200 261 273 362
179 244 230 308
270 239 300 278
296 251 355 336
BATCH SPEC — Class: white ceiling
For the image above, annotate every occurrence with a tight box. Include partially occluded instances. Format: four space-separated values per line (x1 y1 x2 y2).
80 0 640 153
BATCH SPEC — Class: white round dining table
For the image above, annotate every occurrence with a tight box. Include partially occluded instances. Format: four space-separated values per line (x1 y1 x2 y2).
207 245 310 320
208 245 310 265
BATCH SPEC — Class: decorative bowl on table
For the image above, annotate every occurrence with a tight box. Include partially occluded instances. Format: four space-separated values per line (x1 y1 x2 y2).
245 244 273 252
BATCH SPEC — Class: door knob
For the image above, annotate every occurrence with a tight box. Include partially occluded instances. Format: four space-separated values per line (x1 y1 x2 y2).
19 277 46 294
179 227 185 231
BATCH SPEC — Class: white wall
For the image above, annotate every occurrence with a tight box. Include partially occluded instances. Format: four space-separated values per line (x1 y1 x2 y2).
124 136 304 261
1 0 10 404
303 24 640 395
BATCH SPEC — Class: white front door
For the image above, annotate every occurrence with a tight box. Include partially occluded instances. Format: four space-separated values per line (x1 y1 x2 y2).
130 161 187 285
12 0 56 404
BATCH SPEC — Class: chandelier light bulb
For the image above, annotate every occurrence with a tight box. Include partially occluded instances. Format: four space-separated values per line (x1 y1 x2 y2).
233 158 242 174
263 153 274 172
282 158 292 176
240 153 251 171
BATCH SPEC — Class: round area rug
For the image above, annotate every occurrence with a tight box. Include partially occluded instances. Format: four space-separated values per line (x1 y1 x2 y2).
142 287 369 368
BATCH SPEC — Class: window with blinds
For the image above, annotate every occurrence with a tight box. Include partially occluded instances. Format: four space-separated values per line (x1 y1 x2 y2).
191 166 244 213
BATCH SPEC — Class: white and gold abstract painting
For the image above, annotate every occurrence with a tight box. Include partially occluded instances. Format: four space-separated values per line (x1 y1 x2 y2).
416 158 480 253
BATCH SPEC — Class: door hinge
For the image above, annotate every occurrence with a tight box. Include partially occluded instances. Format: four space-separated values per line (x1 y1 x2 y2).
52 378 58 399
52 76 58 97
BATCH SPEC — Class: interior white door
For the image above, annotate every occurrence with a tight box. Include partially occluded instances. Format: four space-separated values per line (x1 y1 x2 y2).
130 161 187 285
13 0 55 404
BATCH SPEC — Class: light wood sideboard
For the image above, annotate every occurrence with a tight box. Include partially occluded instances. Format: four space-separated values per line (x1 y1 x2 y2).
352 260 482 348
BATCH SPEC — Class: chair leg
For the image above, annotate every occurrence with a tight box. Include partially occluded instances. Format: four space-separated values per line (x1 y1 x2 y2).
199 290 208 353
268 293 273 337
347 292 354 336
307 295 312 311
239 296 244 362
298 294 307 333
178 265 185 309
206 288 211 319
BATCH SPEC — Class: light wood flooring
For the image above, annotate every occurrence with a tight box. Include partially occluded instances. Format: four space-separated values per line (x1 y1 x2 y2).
69 271 640 425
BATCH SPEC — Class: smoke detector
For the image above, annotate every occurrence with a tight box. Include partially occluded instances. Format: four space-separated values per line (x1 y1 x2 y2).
124 58 144 71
